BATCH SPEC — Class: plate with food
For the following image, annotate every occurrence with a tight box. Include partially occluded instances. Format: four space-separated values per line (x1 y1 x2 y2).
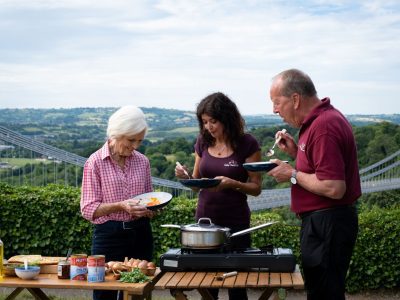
242 161 288 172
131 192 173 211
179 178 221 188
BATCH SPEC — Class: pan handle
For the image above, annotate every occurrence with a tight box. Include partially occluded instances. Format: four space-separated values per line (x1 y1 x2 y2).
161 224 181 229
230 221 279 238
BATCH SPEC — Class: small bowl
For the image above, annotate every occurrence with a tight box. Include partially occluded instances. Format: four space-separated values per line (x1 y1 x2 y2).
15 266 41 280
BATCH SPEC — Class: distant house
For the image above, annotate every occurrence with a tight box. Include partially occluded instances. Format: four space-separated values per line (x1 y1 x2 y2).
0 162 10 168
0 145 14 151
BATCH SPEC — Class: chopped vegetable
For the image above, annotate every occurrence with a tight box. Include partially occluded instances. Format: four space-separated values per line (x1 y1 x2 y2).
139 197 160 206
147 197 160 206
119 268 150 283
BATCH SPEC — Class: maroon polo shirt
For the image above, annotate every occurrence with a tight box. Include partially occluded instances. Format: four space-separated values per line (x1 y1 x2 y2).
291 98 361 214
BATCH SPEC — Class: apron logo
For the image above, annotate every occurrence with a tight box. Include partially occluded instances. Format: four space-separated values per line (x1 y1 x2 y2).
299 143 306 152
224 160 239 167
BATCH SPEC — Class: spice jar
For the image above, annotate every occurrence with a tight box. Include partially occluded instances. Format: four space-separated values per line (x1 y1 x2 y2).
57 260 71 279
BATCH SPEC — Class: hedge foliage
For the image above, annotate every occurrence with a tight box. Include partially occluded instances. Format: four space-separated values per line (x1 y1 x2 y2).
346 207 400 292
0 183 92 256
0 183 399 292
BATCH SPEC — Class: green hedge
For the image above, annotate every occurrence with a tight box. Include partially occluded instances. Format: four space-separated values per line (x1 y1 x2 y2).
0 183 92 256
0 183 399 293
346 208 400 292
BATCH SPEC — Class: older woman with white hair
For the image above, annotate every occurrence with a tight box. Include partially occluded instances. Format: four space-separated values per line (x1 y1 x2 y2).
81 106 154 300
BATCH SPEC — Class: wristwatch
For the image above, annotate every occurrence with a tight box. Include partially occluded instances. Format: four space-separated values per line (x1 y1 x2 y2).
290 169 298 185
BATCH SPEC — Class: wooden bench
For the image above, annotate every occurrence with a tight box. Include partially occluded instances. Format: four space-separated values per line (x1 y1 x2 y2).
0 271 161 300
154 267 304 300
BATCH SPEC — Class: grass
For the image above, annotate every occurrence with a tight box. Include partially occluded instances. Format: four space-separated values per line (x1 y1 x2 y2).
0 293 90 300
20 127 42 133
165 154 176 162
1 286 399 300
170 127 198 133
0 290 172 300
0 158 52 167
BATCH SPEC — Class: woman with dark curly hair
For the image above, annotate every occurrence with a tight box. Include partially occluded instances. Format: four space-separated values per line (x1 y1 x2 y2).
175 92 262 300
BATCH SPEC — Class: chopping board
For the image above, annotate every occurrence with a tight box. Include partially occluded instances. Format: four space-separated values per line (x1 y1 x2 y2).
7 255 63 265
8 255 64 274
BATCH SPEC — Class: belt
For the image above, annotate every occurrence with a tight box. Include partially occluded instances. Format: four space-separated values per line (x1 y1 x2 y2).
121 221 137 230
297 203 356 220
95 219 148 230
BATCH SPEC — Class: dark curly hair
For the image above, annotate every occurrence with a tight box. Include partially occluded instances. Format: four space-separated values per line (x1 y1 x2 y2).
196 92 245 151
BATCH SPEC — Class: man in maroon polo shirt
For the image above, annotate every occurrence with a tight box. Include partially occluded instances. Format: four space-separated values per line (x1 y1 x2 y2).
266 69 361 300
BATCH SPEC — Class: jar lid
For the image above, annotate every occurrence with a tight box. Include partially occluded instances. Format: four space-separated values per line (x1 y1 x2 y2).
58 260 70 264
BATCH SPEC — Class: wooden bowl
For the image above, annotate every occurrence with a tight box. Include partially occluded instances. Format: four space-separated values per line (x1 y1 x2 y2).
3 263 20 277
146 267 156 276
139 268 148 275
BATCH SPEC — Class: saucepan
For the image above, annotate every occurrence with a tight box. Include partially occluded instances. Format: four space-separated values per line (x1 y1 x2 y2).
161 218 278 249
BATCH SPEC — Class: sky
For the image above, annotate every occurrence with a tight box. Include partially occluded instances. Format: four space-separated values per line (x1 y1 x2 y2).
0 0 399 115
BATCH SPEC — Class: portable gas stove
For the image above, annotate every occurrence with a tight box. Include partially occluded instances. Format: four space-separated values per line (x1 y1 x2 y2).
159 246 296 272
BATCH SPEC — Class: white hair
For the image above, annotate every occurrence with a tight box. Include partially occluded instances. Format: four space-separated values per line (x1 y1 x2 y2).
106 106 148 139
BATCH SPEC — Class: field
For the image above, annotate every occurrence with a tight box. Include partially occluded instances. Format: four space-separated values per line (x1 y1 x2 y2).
0 158 52 167
169 126 198 133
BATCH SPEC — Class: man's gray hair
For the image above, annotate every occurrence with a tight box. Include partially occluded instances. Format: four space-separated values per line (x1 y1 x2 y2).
273 69 317 98
107 106 148 139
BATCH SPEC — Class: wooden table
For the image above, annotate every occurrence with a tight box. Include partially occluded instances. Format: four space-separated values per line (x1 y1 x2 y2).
0 271 161 300
154 268 304 300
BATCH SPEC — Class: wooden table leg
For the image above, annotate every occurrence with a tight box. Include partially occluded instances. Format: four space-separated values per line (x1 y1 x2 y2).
170 289 189 300
258 288 274 300
197 288 215 300
144 291 152 300
5 287 24 300
26 288 51 300
123 291 129 300
259 288 286 300
123 291 149 300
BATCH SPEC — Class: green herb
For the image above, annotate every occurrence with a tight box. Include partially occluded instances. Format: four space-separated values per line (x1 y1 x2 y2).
119 268 150 283
16 262 39 268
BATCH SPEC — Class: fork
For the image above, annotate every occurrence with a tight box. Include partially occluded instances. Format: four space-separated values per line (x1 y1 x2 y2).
266 129 287 157
176 161 191 179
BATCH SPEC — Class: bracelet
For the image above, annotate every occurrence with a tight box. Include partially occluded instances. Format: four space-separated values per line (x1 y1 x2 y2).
236 183 241 191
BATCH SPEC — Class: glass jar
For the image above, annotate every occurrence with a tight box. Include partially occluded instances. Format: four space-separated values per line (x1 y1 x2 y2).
57 260 71 279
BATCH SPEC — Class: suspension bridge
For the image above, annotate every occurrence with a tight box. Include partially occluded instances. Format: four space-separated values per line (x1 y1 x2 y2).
1 125 399 211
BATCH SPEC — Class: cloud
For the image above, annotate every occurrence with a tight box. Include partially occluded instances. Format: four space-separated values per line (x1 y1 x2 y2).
0 0 399 114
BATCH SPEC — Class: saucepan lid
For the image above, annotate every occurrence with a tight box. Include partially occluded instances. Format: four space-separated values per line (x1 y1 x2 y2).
161 217 230 233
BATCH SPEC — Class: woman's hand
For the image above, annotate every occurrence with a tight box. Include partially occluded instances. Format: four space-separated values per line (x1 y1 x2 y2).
175 162 191 179
121 199 154 218
208 176 234 192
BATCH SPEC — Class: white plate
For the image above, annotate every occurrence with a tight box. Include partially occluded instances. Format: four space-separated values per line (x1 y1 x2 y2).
131 192 173 210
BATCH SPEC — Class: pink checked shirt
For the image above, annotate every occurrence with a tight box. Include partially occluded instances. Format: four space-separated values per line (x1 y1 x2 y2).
81 142 153 224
